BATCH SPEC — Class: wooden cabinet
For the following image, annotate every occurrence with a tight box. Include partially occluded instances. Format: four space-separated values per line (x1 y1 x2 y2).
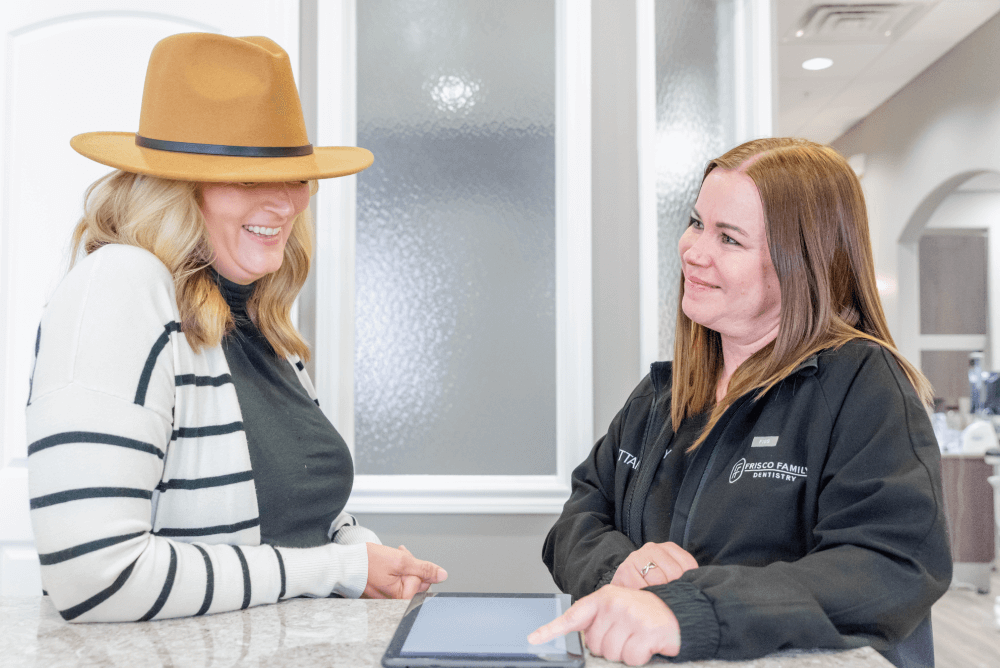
940 454 996 593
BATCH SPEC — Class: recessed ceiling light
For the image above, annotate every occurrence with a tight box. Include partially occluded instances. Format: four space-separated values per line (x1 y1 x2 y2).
795 29 804 37
802 57 833 71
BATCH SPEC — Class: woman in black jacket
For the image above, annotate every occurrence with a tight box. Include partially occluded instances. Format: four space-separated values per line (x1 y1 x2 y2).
530 138 951 668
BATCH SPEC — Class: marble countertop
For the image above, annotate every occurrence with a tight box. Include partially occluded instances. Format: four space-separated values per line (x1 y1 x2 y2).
0 596 892 667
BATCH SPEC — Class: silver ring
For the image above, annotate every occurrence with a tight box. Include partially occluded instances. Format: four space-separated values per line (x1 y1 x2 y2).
641 561 657 577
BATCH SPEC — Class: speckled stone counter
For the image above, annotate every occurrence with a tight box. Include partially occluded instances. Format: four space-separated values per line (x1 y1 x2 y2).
0 596 892 667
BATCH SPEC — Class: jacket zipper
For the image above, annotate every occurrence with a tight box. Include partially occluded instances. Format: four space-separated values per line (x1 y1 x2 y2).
622 391 658 543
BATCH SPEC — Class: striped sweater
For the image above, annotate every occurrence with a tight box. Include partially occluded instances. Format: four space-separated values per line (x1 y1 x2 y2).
26 244 378 622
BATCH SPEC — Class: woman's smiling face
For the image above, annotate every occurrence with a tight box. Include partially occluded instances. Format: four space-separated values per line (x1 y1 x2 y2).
200 181 310 284
678 168 781 346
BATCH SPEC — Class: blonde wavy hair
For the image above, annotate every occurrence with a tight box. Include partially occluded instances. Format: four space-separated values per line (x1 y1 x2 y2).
71 170 316 360
672 137 932 450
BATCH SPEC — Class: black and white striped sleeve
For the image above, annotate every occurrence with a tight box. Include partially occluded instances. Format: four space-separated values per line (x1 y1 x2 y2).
25 246 369 622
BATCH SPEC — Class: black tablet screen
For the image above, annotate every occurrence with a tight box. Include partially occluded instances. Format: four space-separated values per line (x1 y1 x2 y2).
399 596 567 656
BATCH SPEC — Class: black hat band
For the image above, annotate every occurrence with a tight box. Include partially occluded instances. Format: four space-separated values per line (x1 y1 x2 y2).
135 134 314 157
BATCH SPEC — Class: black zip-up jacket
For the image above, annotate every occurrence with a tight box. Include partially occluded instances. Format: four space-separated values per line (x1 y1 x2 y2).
543 340 952 667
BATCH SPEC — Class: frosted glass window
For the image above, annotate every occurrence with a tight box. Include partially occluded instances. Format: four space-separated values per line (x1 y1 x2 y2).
655 0 736 359
355 0 556 476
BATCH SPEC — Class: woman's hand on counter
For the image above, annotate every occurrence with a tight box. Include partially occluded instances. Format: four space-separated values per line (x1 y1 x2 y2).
528 585 680 666
363 543 448 599
611 541 698 589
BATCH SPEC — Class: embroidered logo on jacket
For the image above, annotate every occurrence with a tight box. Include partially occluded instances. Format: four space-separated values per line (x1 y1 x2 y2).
618 449 640 470
729 457 808 483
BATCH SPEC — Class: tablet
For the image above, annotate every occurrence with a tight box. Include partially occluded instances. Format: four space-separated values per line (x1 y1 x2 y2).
381 592 584 668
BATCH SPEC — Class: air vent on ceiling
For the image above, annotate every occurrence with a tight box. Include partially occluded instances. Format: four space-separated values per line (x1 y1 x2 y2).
788 2 934 43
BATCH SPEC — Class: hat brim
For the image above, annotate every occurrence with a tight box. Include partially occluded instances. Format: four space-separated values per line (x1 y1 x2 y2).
70 132 373 182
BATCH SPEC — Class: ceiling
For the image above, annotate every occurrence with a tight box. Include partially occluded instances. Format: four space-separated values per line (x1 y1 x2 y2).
777 0 1000 143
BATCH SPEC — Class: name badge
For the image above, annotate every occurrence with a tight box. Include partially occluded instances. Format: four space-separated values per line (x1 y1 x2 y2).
751 436 779 448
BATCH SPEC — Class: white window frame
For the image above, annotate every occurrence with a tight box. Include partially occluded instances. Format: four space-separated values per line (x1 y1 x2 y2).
313 0 592 514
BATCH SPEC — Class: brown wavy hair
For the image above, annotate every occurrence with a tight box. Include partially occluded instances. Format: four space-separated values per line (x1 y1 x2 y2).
672 137 932 449
70 170 316 360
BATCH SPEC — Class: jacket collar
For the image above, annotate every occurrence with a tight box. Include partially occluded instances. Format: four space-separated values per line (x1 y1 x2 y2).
649 353 820 397
793 354 819 375
650 361 673 395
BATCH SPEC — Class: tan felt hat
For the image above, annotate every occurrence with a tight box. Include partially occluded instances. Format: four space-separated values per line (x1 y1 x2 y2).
70 33 373 182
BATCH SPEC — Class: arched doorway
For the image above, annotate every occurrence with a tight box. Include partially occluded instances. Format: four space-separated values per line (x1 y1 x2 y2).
898 170 1000 412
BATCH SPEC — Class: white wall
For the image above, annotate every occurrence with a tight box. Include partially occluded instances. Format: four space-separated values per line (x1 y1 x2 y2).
591 0 642 439
926 192 1000 232
831 12 1000 367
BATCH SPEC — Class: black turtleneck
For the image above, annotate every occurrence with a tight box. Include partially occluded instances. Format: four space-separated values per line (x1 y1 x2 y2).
213 270 353 549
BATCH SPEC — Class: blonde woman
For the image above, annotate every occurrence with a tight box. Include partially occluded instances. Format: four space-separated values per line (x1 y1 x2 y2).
532 138 950 668
26 33 445 623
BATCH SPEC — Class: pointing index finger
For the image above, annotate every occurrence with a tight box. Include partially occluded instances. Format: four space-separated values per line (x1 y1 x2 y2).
527 598 595 645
